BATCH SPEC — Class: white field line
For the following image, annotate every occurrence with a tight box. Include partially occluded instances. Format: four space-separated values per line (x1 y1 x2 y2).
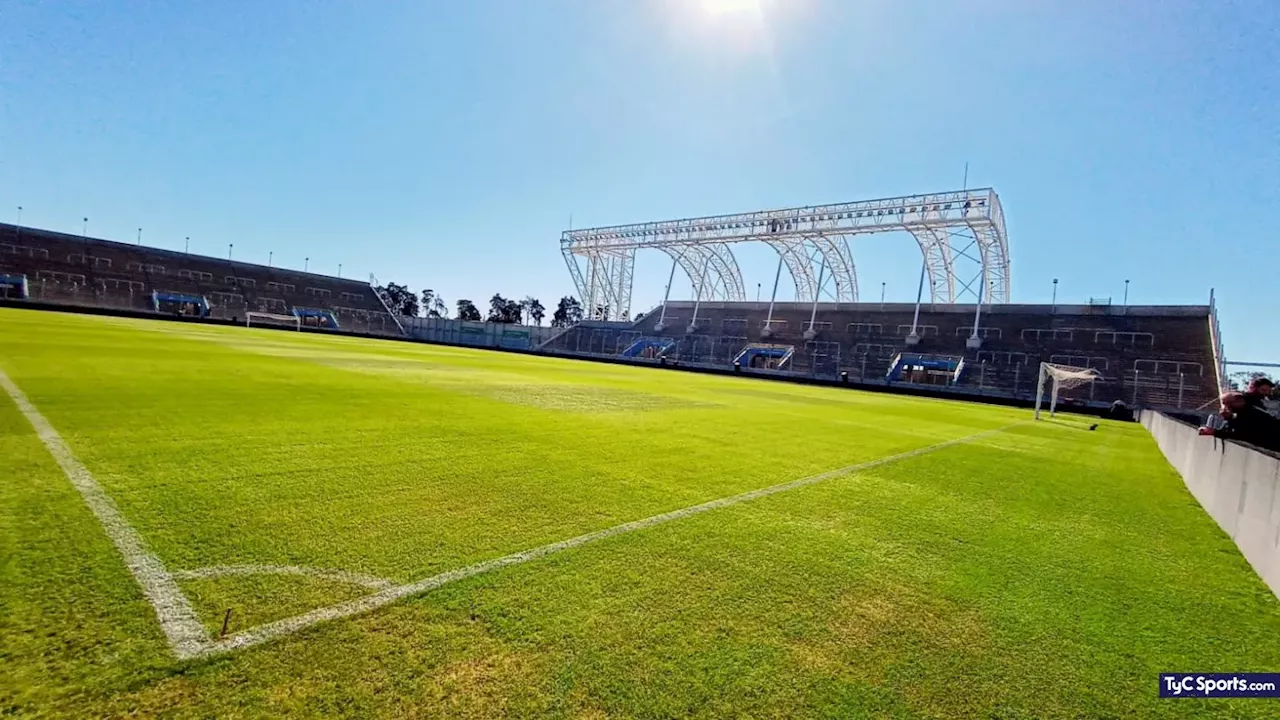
174 565 395 590
0 367 210 659
201 423 1019 658
3 355 1019 660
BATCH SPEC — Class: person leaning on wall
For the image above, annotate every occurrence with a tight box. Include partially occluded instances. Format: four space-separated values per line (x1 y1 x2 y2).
1199 382 1280 453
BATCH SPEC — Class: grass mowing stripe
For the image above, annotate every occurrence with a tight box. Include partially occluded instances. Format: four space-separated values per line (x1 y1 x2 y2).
172 565 396 590
204 422 1021 658
0 365 210 659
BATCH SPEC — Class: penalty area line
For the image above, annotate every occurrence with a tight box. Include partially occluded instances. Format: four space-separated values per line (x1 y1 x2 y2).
0 366 210 659
202 422 1020 658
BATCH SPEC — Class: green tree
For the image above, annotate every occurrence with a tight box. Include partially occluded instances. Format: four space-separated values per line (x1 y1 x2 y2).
551 296 583 327
421 289 448 318
456 299 481 321
488 294 522 323
522 296 545 326
375 282 419 317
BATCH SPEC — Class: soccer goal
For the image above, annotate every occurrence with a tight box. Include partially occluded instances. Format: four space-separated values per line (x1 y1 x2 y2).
1034 362 1102 419
245 311 301 331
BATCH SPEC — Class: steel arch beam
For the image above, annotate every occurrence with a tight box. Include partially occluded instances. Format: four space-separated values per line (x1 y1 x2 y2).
703 243 747 301
980 192 1012 303
808 234 859 302
660 246 711 301
562 188 1011 318
764 238 817 301
971 223 1011 303
908 226 955 304
657 244 743 303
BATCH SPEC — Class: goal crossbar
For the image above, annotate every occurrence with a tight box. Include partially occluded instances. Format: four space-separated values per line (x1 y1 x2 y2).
245 311 301 331
1034 362 1101 419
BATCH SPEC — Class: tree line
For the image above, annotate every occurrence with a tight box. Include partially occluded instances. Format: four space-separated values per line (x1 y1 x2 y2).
374 283 585 327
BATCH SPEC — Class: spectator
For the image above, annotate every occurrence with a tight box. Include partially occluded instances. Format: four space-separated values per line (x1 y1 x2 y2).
1246 376 1280 419
1200 391 1280 452
1104 399 1133 422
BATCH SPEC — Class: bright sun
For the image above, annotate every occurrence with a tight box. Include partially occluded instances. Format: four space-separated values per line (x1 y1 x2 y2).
700 0 761 16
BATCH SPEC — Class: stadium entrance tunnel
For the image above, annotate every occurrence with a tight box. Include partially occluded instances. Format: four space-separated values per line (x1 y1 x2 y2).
888 353 964 385
621 336 676 359
735 344 796 370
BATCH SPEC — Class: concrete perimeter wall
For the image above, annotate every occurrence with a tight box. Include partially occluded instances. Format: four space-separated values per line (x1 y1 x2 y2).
1141 410 1280 598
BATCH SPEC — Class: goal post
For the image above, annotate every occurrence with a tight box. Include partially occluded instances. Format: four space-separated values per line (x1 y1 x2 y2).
1034 362 1102 419
245 311 301 331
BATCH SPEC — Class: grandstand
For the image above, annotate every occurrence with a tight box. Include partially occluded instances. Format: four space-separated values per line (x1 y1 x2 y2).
540 300 1222 412
0 222 402 336
543 189 1228 414
0 209 1226 415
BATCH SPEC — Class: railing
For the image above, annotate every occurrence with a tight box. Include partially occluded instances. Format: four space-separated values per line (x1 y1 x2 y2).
885 352 902 379
367 273 406 336
1208 291 1227 393
779 345 796 369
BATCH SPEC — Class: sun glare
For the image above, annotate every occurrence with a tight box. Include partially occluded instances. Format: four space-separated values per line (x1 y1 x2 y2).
700 0 761 16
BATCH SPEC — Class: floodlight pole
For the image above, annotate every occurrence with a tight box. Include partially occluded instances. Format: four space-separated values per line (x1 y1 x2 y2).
184 236 189 254
763 254 783 338
1123 279 1130 314
1051 278 1058 313
137 228 142 246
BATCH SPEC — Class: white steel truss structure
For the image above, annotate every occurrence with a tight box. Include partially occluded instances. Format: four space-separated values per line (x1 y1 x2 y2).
561 188 1010 321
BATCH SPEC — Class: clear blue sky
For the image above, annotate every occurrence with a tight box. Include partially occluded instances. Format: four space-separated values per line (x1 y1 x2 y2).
1 0 1275 361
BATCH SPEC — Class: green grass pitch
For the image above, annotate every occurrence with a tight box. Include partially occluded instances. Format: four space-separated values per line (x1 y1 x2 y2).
3 306 1279 718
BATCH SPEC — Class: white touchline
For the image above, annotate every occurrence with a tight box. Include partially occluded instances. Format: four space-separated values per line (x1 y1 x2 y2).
0 367 210 659
201 422 1020 658
2 360 1019 661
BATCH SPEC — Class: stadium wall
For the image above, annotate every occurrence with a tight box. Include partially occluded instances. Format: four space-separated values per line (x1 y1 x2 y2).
1141 410 1280 599
400 316 560 350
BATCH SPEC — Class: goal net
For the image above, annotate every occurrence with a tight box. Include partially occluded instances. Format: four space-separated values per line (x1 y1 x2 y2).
245 311 301 331
1034 362 1101 419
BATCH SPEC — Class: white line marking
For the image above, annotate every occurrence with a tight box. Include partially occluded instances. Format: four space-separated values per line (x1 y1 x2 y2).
1 354 1018 660
174 565 395 590
0 366 210 659
201 423 1017 657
